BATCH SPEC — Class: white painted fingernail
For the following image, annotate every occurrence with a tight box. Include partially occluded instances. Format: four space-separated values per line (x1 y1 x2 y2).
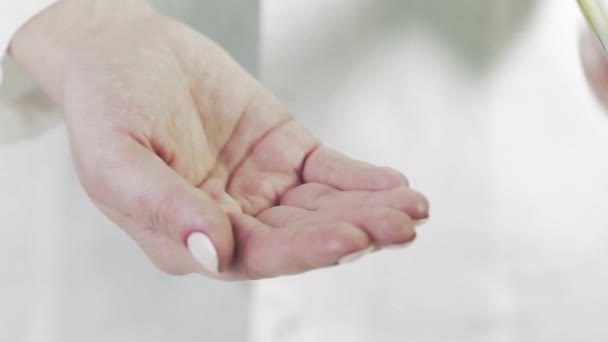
338 246 374 264
385 242 414 250
416 219 428 227
187 232 219 273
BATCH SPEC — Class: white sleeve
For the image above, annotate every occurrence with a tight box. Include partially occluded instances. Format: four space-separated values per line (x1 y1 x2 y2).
0 0 58 84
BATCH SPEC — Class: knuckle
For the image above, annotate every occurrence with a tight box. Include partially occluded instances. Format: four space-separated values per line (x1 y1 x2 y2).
148 189 182 230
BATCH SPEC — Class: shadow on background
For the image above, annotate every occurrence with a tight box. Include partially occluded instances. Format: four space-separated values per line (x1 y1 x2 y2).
264 0 540 92
152 0 259 73
363 0 540 71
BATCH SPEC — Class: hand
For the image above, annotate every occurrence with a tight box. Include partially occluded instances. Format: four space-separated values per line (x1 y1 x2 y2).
10 0 429 280
581 28 608 108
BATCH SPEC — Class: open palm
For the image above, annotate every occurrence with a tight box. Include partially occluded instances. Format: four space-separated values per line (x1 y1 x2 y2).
61 14 428 280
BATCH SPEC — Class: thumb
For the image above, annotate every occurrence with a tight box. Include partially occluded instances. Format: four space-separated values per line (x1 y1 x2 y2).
75 136 234 275
580 27 608 109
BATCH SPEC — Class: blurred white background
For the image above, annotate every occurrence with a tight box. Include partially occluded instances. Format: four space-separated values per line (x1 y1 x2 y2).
254 0 608 341
1 0 608 341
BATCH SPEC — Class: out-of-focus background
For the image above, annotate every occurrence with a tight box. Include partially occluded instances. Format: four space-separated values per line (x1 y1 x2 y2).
253 1 608 341
1 0 608 341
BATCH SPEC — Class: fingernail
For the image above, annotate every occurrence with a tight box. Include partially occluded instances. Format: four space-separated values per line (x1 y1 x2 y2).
416 219 428 227
187 232 219 273
338 245 374 264
385 242 414 250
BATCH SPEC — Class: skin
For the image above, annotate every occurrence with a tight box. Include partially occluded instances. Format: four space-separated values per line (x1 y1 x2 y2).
9 0 430 280
581 28 608 109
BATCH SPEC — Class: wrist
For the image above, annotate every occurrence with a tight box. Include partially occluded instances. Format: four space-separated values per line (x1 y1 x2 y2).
8 0 155 103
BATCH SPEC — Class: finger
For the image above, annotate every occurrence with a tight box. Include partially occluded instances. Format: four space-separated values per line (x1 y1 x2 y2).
257 206 417 246
580 28 608 109
281 183 429 220
230 214 371 279
75 136 233 274
302 147 409 191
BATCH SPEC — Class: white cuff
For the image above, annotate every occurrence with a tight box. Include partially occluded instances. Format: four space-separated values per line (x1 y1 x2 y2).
0 0 58 84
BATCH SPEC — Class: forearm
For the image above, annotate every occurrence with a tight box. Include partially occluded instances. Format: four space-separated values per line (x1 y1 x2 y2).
8 0 154 104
